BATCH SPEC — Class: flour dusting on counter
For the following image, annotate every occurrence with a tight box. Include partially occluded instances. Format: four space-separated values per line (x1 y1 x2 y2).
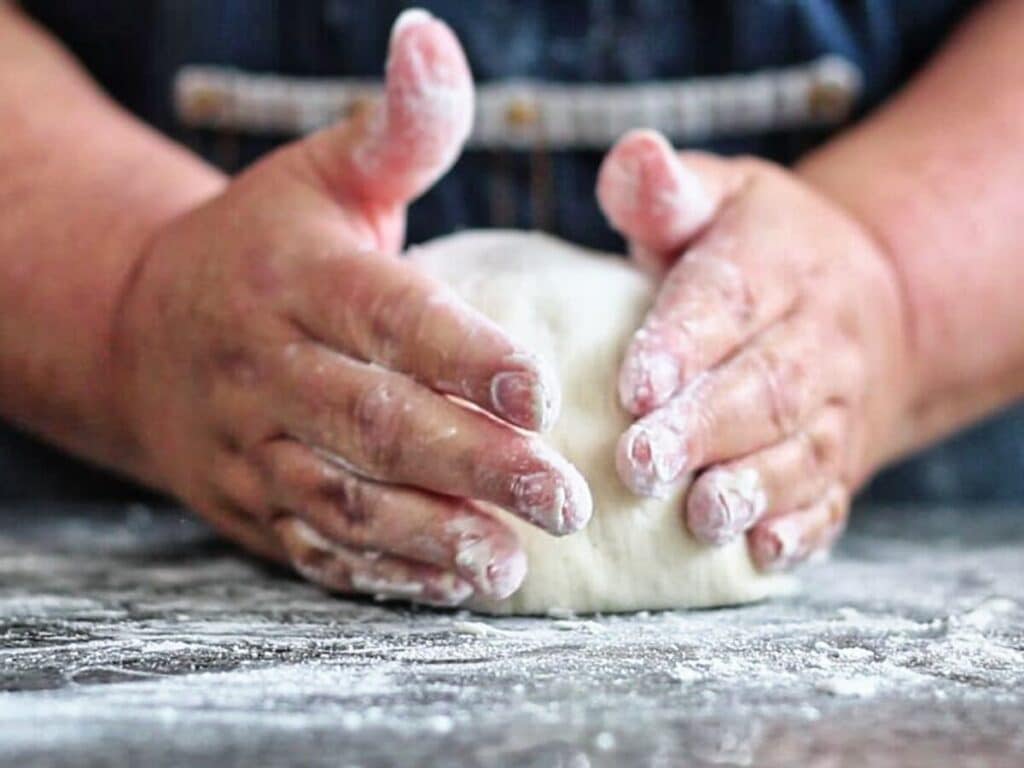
1 503 1022 767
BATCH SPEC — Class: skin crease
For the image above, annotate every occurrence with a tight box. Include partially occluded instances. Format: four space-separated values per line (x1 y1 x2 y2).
1 2 1024 598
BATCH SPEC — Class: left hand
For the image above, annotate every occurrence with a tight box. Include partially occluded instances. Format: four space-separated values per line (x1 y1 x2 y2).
109 10 588 607
597 130 914 571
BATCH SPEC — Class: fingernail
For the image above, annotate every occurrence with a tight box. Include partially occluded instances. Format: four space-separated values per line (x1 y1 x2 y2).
689 468 766 545
511 443 593 535
491 371 534 425
487 372 552 434
491 356 560 432
619 347 680 414
454 536 527 599
617 421 687 497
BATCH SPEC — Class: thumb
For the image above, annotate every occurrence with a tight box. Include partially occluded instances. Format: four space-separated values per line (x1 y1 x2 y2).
596 130 736 273
302 9 473 212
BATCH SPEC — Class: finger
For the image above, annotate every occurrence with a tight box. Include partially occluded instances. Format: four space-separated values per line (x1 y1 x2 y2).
275 516 473 606
262 439 526 599
182 453 286 562
748 484 849 572
303 8 473 209
201 498 288 563
610 164 803 417
278 341 592 536
686 406 846 545
618 318 849 496
597 130 732 265
617 236 801 416
295 250 559 432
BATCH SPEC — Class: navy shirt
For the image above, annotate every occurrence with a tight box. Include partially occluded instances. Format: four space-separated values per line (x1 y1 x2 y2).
7 0 1022 505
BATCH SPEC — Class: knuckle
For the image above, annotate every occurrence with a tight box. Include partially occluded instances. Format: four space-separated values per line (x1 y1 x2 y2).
308 252 398 358
296 546 335 583
278 517 353 590
362 268 458 371
320 472 376 530
248 439 285 485
405 284 466 366
213 454 266 517
801 426 840 479
282 340 331 409
366 277 420 365
240 241 287 301
352 381 410 475
211 345 262 389
752 348 809 434
687 250 757 329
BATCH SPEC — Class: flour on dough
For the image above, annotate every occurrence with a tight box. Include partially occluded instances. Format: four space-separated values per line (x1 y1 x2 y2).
411 231 790 614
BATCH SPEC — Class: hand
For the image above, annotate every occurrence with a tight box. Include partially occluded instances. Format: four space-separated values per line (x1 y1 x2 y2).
111 11 591 607
597 130 912 571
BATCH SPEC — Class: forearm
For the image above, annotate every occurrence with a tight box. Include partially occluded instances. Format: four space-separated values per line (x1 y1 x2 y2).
0 6 225 479
799 0 1024 459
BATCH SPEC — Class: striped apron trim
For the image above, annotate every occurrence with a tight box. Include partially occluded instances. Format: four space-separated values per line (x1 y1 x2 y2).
174 55 861 150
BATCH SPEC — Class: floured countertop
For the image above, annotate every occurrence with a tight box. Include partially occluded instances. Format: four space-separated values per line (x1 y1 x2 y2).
0 502 1022 767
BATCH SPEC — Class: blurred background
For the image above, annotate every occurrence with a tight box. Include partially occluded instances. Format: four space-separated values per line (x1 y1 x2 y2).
5 0 1020 509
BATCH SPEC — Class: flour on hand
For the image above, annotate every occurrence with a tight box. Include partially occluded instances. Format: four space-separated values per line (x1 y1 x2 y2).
411 231 790 614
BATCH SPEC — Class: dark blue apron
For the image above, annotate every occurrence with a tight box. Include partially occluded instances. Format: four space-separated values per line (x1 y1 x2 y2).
9 0 1019 506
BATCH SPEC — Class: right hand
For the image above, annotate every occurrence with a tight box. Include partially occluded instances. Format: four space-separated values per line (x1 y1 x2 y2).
110 10 591 607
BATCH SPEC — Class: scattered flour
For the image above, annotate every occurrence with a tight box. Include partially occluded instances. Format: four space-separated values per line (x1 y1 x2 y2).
670 665 704 683
552 619 605 633
426 715 454 735
949 597 1017 631
544 607 576 620
815 676 881 698
451 620 516 637
593 731 616 751
833 647 875 662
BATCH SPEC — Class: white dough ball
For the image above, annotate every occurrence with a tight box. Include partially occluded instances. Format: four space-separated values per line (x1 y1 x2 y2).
411 230 789 614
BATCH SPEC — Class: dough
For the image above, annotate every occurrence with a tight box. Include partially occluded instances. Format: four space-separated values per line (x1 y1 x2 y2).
411 231 789 614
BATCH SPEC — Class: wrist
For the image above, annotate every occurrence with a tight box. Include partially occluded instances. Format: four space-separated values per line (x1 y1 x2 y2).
102 164 227 488
0 3 229 487
795 152 929 469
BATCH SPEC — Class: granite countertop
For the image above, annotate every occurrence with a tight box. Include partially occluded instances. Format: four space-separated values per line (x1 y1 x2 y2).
1 502 1022 767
